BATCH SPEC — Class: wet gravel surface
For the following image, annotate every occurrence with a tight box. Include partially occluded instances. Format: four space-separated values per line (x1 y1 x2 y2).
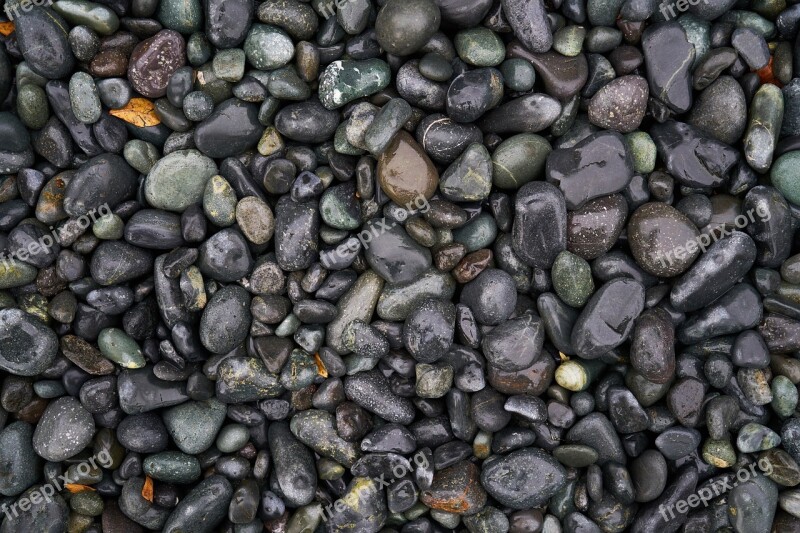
0 0 799 532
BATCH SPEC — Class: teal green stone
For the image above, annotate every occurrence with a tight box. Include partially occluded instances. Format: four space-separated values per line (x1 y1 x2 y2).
0 259 37 290
720 10 776 38
499 58 536 92
69 491 104 516
771 151 800 206
745 83 784 173
123 140 160 174
187 32 213 66
772 375 799 417
440 143 492 202
157 0 202 33
418 53 453 82
275 313 300 337
52 0 119 35
203 175 237 227
97 328 145 369
216 424 250 453
92 213 124 240
279 349 317 391
212 49 246 83
145 149 218 212
737 422 782 453
268 67 311 101
335 123 366 155
677 14 710 68
16 84 49 130
492 133 551 189
244 24 294 70
364 98 413 155
552 25 586 57
552 445 599 468
702 438 737 468
625 131 657 174
552 251 595 308
452 212 497 252
320 183 362 230
455 27 505 67
587 0 625 26
318 59 391 109
344 102 378 151
69 71 101 124
144 451 201 483
163 399 227 455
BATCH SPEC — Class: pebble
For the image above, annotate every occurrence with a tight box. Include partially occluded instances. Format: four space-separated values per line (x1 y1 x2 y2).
32 397 94 461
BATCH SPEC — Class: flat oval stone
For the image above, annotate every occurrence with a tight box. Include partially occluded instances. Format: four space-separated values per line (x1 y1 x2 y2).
64 153 138 217
194 99 262 158
375 0 441 56
15 6 75 79
162 475 232 533
642 21 695 113
446 68 504 123
89 241 153 286
502 0 552 53
546 130 634 210
377 130 439 206
143 451 201 483
319 59 391 109
630 307 675 384
144 149 218 212
567 194 627 260
275 99 339 143
481 448 566 509
128 30 186 98
629 202 701 277
588 75 649 133
32 397 95 461
365 224 432 285
477 93 561 134
571 278 645 359
0 308 58 376
670 231 757 312
244 23 294 70
492 133 551 190
688 76 747 145
772 150 800 206
163 399 226 454
512 181 567 269
343 370 415 424
199 285 251 354
482 312 544 371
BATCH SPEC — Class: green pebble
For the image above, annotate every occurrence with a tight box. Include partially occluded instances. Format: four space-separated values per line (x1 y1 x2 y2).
276 313 300 337
203 175 237 227
318 59 391 110
244 24 295 70
452 212 497 252
97 328 146 369
268 67 311 101
279 349 317 390
317 457 345 480
418 53 453 82
212 49 246 83
440 143 492 202
771 150 800 206
16 84 50 130
0 259 37 290
552 25 586 57
70 491 104 517
320 183 362 230
492 133 551 189
69 71 101 124
123 140 160 174
772 375 798 417
52 0 119 35
499 58 536 92
334 123 366 156
145 149 218 212
552 250 594 308
364 98 413 155
187 32 213 66
216 424 250 453
702 438 737 468
183 91 214 122
144 451 202 483
157 0 202 33
625 131 657 174
455 27 505 67
92 213 124 240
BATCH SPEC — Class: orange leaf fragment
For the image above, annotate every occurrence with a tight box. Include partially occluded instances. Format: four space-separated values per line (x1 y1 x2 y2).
109 98 161 127
141 475 154 503
65 484 95 493
314 352 328 378
0 22 13 37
